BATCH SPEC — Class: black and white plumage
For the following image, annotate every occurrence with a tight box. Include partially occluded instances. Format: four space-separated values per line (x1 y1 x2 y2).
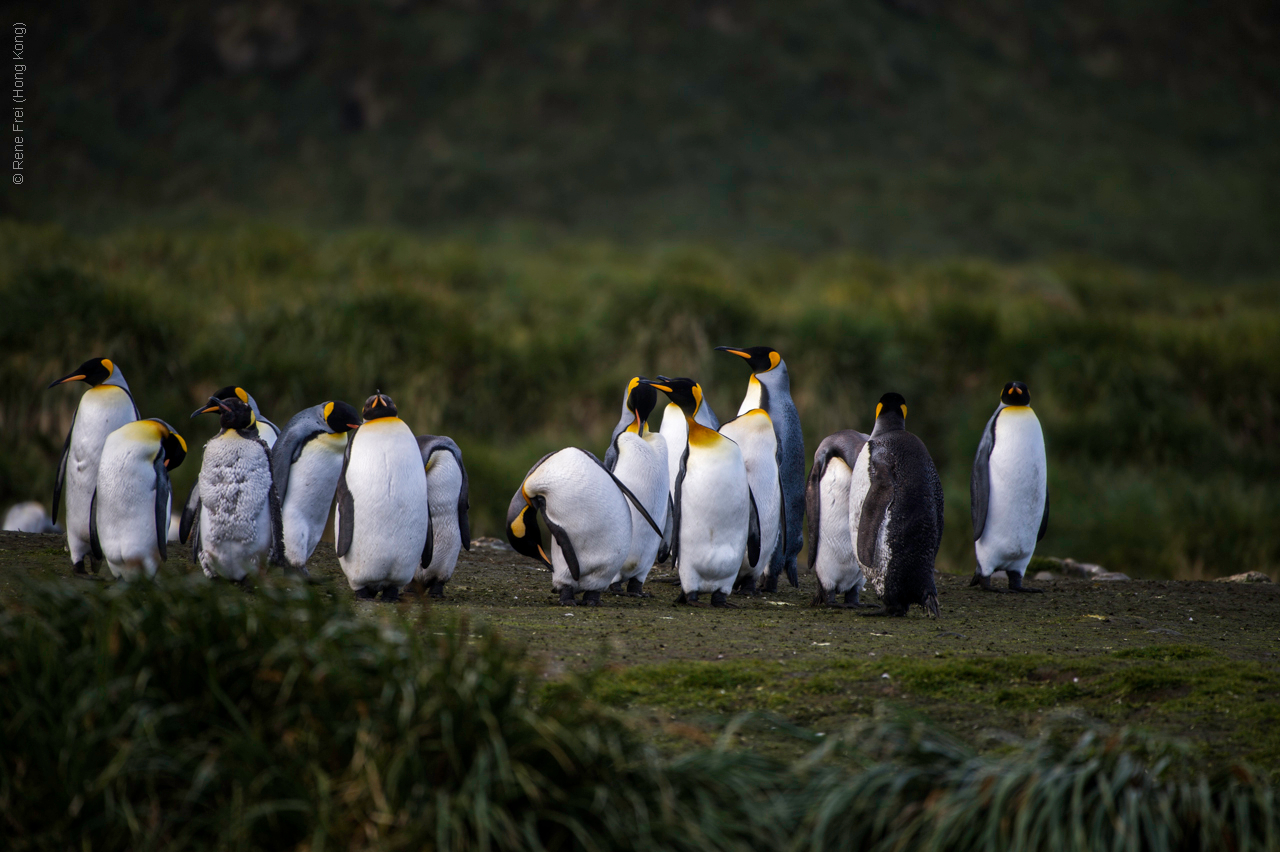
180 397 283 583
269 400 362 574
414 435 471 597
716 346 805 590
719 408 780 596
89 419 187 580
848 393 943 617
48 357 140 576
334 392 430 602
506 447 662 606
805 429 871 607
606 379 669 596
192 386 281 449
970 381 1049 593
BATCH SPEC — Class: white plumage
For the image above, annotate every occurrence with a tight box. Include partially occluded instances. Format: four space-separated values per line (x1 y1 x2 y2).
611 431 669 590
811 456 863 596
718 409 779 590
62 385 137 568
975 407 1047 578
417 444 466 587
94 420 170 580
675 425 750 597
280 432 349 569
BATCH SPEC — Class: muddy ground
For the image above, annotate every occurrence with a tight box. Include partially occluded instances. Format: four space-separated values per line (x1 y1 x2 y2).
3 531 1278 770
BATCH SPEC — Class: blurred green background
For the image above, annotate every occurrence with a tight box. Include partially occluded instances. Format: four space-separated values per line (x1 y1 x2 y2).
3 1 1278 578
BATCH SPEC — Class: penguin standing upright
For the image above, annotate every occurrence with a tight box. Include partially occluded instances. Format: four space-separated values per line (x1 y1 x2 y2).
657 381 720 503
970 381 1049 593
90 419 187 580
192 386 281 447
805 430 870 607
333 392 430 602
848 393 943 617
270 400 363 575
716 346 805 590
48 357 139 576
606 379 669 597
718 408 780 596
180 397 283 583
644 377 759 607
507 447 662 605
413 435 471 598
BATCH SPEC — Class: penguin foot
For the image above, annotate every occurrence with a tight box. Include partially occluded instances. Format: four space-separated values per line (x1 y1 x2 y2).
579 591 602 607
284 563 311 580
72 560 103 581
558 587 578 606
1007 573 1043 594
625 578 651 598
380 586 402 603
608 581 625 595
761 574 779 594
736 577 760 597
857 606 890 617
677 591 708 608
427 580 446 599
710 591 737 608
355 586 377 601
968 572 1006 593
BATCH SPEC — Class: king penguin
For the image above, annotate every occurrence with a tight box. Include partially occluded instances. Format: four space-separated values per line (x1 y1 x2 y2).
805 430 871 607
606 379 669 597
334 392 430 602
413 434 471 598
89 418 187 580
507 447 662 606
644 377 759 607
718 408 780 596
716 346 805 591
848 393 943 617
270 400 363 575
192 386 281 448
970 381 1049 593
657 376 720 503
180 397 283 583
48 357 139 576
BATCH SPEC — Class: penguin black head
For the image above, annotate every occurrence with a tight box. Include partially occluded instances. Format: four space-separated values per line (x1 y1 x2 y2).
196 396 256 432
1000 382 1031 406
148 419 189 471
873 392 908 433
625 378 658 432
643 377 704 419
715 345 781 373
506 489 549 566
362 391 398 421
48 357 115 389
191 385 254 418
323 401 363 433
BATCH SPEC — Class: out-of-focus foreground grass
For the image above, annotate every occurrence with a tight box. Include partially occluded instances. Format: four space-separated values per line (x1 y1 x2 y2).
2 221 1277 579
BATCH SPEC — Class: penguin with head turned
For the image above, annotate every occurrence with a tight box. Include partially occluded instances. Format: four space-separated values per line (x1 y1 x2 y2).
411 433 471 598
181 396 284 583
334 392 431 602
89 418 187 580
657 375 720 509
848 393 943 617
605 378 670 597
970 381 1049 593
192 386 281 448
806 429 871 607
716 346 805 591
47 357 140 576
270 400 363 575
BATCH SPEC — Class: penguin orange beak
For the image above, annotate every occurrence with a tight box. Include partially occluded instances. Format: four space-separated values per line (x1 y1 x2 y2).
47 372 87 388
643 381 673 393
192 397 230 418
715 346 751 360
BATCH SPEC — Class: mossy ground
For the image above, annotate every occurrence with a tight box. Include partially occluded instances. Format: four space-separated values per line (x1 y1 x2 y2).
3 530 1277 771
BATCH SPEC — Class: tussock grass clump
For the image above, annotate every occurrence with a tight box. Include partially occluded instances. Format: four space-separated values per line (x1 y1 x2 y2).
2 577 1277 851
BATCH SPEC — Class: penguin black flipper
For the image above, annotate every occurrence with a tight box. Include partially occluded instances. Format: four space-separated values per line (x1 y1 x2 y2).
262 437 286 567
656 494 674 563
778 479 797 586
807 431 871 571
671 444 689 567
88 489 102 561
421 496 435 570
334 430 357 559
52 407 78 526
971 408 1000 541
417 436 471 550
1037 490 1050 542
747 487 761 569
857 452 895 570
154 448 171 561
179 480 200 551
543 513 580 581
584 450 664 537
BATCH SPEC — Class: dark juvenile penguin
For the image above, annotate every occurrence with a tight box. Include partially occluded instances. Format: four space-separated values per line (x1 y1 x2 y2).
805 429 871 607
970 381 1049 593
716 346 805 590
848 393 943 617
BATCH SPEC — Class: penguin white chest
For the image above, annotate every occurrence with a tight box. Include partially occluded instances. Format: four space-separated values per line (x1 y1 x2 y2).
677 439 749 593
66 387 136 555
978 409 1046 572
812 458 861 594
419 450 465 582
612 433 669 581
281 432 348 567
95 424 165 579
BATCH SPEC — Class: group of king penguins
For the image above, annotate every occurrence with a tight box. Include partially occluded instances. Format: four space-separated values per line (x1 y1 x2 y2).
46 358 470 601
45 349 1049 617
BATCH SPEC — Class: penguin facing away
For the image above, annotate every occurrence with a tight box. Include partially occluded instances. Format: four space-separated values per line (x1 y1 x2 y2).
607 379 670 597
506 447 663 606
848 393 943 617
334 392 430 602
413 434 471 598
644 377 759 608
805 429 871 607
718 408 781 596
970 381 1049 593
270 400 363 575
48 357 140 576
716 345 805 591
90 418 187 580
181 397 284 583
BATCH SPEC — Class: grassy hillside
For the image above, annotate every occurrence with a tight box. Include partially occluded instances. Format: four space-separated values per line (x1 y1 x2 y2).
3 222 1277 579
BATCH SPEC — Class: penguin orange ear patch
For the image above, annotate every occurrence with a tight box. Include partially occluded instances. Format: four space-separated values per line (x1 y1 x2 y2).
876 402 883 420
324 402 334 420
101 358 114 375
235 387 249 404
768 351 781 371
900 404 908 419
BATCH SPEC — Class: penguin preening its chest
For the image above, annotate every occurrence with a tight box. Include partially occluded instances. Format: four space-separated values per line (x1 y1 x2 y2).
970 381 1049 593
180 397 283 583
334 392 431 602
849 393 943 617
507 446 663 606
645 377 759 608
718 408 780 596
270 400 363 575
716 346 805 591
806 429 871 607
48 357 140 576
90 419 187 580
413 434 471 598
606 379 670 597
